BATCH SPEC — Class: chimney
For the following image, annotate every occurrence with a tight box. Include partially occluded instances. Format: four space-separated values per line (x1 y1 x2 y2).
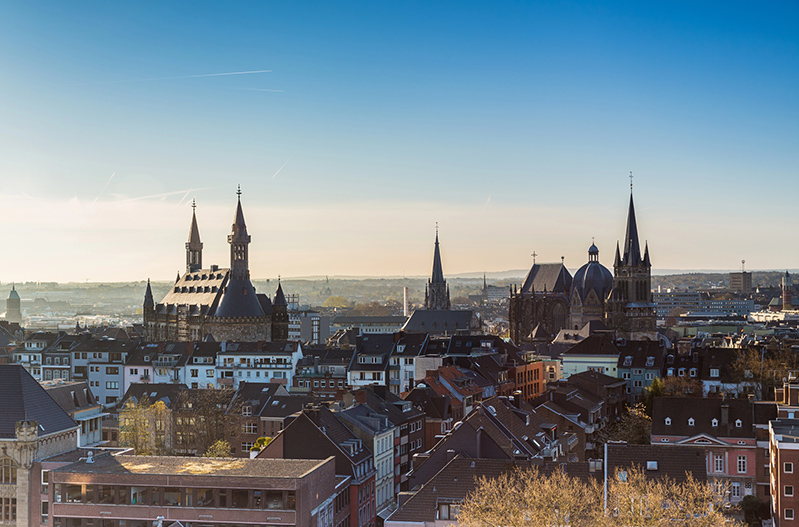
403 287 409 317
512 390 523 409
721 404 729 426
305 404 321 426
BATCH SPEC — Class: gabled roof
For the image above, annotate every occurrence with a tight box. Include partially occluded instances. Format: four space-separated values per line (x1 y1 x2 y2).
402 309 476 335
617 340 665 369
42 381 99 414
403 385 452 420
0 365 77 439
520 262 572 295
120 383 188 409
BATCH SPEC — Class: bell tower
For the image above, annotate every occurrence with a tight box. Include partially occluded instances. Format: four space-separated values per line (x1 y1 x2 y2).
186 199 203 272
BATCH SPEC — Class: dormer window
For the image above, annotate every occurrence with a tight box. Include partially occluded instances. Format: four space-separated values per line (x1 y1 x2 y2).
665 417 671 425
623 356 633 367
735 419 742 428
242 406 252 417
645 357 655 367
689 368 697 377
710 368 720 378
712 418 718 427
667 368 674 376
688 418 695 426
678 368 686 377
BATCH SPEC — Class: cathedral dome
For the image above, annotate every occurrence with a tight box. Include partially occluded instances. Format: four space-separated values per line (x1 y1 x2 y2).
571 244 613 304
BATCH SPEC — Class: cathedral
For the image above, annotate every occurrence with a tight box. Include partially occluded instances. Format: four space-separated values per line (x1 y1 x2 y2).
509 188 657 342
143 190 288 342
424 226 451 310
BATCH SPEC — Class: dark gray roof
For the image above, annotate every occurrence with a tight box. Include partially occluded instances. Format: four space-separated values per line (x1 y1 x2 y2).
0 365 77 439
606 443 707 483
431 231 445 284
651 397 755 437
560 334 620 356
520 263 572 294
43 381 99 414
120 383 188 409
213 276 266 318
402 309 475 335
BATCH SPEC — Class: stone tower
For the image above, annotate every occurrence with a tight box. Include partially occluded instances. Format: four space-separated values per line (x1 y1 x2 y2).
6 284 21 324
186 200 203 273
783 271 793 311
424 226 451 310
605 189 657 340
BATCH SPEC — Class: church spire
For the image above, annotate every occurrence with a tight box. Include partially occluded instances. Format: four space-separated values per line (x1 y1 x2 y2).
431 223 444 284
186 199 203 272
228 186 252 280
144 279 154 310
622 191 642 266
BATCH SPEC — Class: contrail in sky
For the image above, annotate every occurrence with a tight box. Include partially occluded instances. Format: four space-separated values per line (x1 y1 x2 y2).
92 172 116 205
78 70 272 85
114 186 223 203
482 182 497 211
272 159 292 179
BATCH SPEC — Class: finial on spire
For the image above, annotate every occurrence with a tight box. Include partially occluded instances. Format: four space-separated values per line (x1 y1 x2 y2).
237 184 242 199
435 222 439 237
629 171 634 191
561 256 565 265
278 274 281 283
531 251 537 265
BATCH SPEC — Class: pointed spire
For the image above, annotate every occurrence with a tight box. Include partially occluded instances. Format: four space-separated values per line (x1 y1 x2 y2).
230 186 250 244
622 191 642 266
431 224 444 284
186 200 203 272
144 278 154 309
643 242 651 267
176 271 181 283
273 278 287 307
614 241 621 268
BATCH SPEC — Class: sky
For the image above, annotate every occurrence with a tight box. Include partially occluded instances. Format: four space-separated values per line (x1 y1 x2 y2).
0 1 797 282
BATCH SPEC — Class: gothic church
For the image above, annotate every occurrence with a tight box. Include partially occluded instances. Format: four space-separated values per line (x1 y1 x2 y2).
143 190 288 342
509 189 657 342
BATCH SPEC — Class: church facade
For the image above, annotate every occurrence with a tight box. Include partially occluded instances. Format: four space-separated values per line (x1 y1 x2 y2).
509 189 657 343
143 192 288 342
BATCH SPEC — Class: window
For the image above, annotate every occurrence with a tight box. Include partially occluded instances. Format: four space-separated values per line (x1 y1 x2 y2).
645 357 655 367
206 369 214 378
738 455 747 474
243 423 258 434
787 486 795 497
106 366 119 375
623 372 631 380
242 406 252 417
688 418 695 426
646 373 654 381
678 368 686 377
665 417 671 425
130 368 138 375
787 509 795 520
633 369 643 375
735 419 742 428
623 356 632 366
241 442 254 452
714 453 724 473
710 368 720 378
786 462 794 473
731 482 740 498
190 369 198 377
634 380 642 388
106 381 119 390
689 368 697 377
712 418 718 427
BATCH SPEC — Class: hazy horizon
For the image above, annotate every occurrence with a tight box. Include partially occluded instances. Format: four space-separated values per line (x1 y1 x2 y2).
1 2 796 282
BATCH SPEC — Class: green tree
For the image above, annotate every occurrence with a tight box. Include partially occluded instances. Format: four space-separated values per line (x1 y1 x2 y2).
598 403 652 447
643 377 664 416
323 296 351 308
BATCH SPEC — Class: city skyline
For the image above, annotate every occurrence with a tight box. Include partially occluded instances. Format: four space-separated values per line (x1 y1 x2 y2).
1 2 797 282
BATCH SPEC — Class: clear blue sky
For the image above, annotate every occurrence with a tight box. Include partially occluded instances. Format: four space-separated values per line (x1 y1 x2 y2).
0 1 796 282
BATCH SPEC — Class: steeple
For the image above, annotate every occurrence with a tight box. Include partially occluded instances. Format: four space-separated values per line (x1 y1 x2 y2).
228 185 252 280
622 191 642 266
273 278 287 307
425 224 450 310
431 223 444 284
144 279 154 310
186 199 203 272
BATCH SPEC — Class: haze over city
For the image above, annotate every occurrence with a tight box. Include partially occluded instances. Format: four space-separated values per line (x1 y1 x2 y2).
1 2 796 282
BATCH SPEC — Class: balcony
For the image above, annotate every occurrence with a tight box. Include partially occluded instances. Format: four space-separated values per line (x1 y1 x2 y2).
153 358 178 368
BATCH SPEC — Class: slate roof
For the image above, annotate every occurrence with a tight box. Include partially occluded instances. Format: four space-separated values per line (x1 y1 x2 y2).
0 365 77 439
120 383 188 409
232 382 311 418
606 443 707 483
403 385 452 420
159 268 228 309
520 263 572 295
560 334 620 356
42 381 99 414
403 310 476 335
617 340 665 370
651 396 755 438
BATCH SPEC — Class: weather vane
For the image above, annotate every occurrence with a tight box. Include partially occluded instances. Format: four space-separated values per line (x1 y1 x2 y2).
191 198 196 211
531 251 537 264
237 184 242 198
629 171 634 190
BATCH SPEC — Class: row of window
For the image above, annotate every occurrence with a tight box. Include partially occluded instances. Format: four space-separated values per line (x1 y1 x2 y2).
297 379 346 389
711 453 747 474
663 417 743 428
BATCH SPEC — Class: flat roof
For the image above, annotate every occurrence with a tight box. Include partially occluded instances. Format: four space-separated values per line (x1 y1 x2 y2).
54 454 330 479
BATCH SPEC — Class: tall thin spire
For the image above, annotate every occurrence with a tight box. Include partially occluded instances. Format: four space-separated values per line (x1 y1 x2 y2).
622 191 642 266
431 224 444 284
144 278 154 309
186 199 203 272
